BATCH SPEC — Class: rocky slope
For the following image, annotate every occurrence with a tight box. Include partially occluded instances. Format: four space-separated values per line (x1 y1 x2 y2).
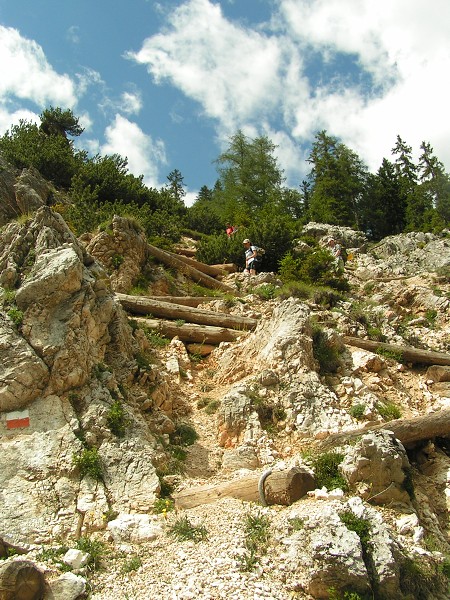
0 201 449 599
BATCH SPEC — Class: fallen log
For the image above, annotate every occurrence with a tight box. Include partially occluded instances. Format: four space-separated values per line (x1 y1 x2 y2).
146 296 218 307
210 263 237 274
186 343 216 356
0 559 45 600
147 243 235 294
173 246 197 257
173 467 316 509
168 253 228 278
320 408 450 449
117 294 258 331
134 317 244 344
343 336 450 366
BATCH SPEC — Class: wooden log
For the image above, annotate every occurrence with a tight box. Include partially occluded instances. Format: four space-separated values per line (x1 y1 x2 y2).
210 263 237 274
343 336 450 366
147 243 235 294
173 467 316 509
168 253 228 278
117 293 258 331
320 408 450 449
134 317 243 344
186 343 216 356
173 247 197 257
146 296 218 307
0 560 45 600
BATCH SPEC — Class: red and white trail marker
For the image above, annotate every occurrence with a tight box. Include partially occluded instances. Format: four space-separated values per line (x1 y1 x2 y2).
6 409 30 429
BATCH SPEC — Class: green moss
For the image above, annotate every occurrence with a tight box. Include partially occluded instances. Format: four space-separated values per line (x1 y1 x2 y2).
312 452 348 491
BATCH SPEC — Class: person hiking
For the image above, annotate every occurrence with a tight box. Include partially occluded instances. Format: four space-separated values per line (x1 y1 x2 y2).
327 238 344 273
243 238 259 275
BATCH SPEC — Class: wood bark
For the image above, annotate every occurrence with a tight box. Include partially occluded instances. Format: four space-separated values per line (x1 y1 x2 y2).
134 317 243 344
173 247 197 257
210 263 237 274
343 336 450 366
173 467 316 509
146 296 218 307
117 293 258 331
146 243 235 294
0 560 45 600
168 253 228 278
186 343 216 356
320 408 450 449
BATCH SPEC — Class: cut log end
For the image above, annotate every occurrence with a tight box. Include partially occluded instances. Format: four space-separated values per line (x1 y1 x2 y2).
0 560 45 600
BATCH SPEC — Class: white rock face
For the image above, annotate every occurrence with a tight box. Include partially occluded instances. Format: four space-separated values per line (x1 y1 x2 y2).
107 513 164 543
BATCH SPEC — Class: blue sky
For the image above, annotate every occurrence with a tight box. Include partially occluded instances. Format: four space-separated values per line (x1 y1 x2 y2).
1 0 449 206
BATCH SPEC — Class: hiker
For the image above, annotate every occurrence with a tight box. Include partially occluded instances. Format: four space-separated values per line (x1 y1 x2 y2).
243 238 258 275
327 238 344 273
226 224 236 237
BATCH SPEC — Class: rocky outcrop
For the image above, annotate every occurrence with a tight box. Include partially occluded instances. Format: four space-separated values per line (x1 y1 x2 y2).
0 207 172 543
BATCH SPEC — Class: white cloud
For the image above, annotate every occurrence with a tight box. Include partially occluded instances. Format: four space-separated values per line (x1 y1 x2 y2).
100 114 167 188
127 0 283 133
120 90 143 115
128 0 450 182
0 25 77 108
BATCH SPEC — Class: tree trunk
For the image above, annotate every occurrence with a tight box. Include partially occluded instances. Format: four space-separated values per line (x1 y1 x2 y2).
173 467 316 509
186 343 216 356
146 243 235 294
168 253 229 278
173 247 197 257
146 296 218 307
117 294 258 331
134 317 243 344
0 560 45 600
210 263 237 274
343 336 450 366
320 408 450 449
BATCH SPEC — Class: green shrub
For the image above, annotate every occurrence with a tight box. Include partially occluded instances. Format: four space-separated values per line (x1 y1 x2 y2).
375 347 404 362
340 512 371 549
254 283 277 300
238 511 271 572
153 498 175 514
72 447 103 480
376 401 402 421
312 452 348 491
312 325 342 374
121 555 142 573
169 423 198 446
111 254 124 269
168 516 208 542
75 536 106 571
204 400 220 414
7 307 24 327
349 404 366 420
106 399 128 437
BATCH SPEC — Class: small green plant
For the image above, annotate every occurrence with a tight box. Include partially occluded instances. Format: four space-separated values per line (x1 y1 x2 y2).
72 447 103 480
425 309 437 327
238 511 271 572
169 423 199 446
36 545 70 571
168 516 208 542
7 307 24 327
106 399 128 437
111 254 124 269
135 352 152 371
340 512 371 550
328 588 368 600
153 498 175 514
366 325 386 342
204 399 220 414
254 283 277 300
376 401 402 421
349 403 366 421
312 452 348 491
121 555 142 573
144 329 170 347
288 517 305 531
375 347 404 362
76 536 106 571
102 509 119 523
1 287 16 305
196 397 210 409
175 319 186 326
312 325 342 374
199 383 213 392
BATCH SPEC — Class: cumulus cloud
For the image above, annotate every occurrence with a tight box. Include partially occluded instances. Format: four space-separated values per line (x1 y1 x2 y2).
0 25 77 109
128 0 450 182
100 114 167 188
120 90 143 115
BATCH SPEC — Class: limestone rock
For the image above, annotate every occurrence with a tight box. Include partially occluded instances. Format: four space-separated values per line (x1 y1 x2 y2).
107 513 164 543
46 572 87 600
341 430 411 505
